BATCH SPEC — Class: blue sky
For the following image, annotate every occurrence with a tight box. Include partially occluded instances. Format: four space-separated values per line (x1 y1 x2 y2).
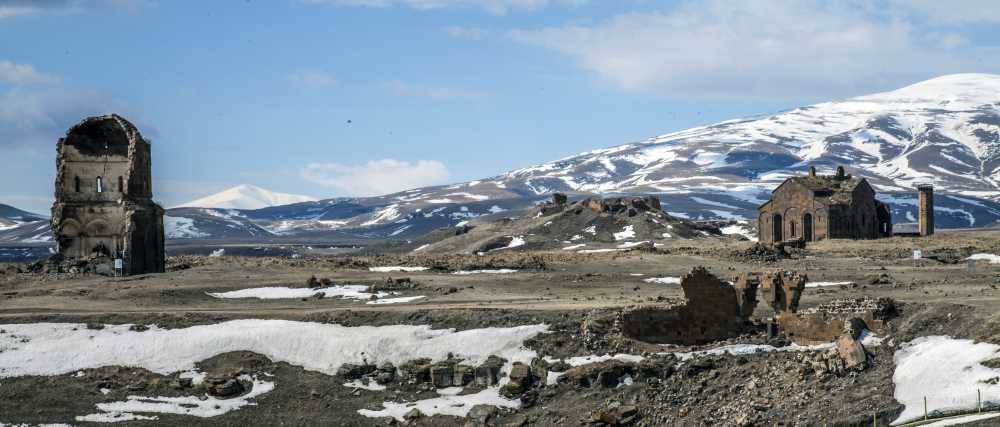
1 0 999 214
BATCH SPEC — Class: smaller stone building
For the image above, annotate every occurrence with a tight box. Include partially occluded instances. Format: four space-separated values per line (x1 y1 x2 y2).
50 114 165 275
758 166 891 244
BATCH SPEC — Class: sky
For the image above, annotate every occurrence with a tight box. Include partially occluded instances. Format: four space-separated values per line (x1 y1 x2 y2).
2 0 1000 214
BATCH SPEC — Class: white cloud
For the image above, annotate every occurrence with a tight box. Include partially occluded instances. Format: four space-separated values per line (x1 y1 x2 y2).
0 87 116 149
289 71 337 89
507 0 999 98
0 85 153 152
303 0 587 15
384 80 477 99
301 159 450 196
0 60 59 85
443 26 488 40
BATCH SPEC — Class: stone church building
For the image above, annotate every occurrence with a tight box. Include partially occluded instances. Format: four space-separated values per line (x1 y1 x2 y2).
758 166 892 244
50 114 165 275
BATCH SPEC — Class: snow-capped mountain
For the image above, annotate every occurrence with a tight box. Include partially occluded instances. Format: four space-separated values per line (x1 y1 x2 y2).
489 73 1000 201
176 185 317 210
4 73 1000 245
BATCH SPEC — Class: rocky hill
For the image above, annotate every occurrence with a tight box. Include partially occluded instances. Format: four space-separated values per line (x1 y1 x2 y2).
406 195 731 254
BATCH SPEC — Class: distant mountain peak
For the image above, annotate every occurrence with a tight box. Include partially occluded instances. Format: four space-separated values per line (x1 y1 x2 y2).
176 185 317 210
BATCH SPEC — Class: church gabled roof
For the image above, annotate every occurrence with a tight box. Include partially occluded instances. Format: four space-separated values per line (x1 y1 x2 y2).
761 167 875 211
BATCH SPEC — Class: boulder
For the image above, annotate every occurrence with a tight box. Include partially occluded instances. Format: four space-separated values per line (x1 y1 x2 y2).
500 381 525 398
337 363 376 380
591 405 639 425
836 334 868 370
404 408 424 422
564 360 632 388
467 404 499 424
204 377 246 398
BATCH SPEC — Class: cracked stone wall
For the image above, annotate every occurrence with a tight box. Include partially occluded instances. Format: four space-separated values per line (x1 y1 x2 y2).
51 114 165 275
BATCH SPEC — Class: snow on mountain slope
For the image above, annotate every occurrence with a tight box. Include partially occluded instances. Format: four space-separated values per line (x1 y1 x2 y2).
177 185 317 210
489 74 1000 200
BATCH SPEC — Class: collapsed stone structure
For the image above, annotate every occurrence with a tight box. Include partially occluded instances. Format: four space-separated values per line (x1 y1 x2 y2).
610 266 894 354
539 193 662 217
758 166 892 244
50 114 165 275
618 267 757 345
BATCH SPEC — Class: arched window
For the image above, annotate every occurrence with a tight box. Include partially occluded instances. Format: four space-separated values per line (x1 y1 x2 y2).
118 176 124 192
74 176 81 193
96 176 103 193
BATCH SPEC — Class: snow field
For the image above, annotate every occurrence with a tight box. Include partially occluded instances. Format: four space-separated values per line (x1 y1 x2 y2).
207 285 387 300
891 336 1000 424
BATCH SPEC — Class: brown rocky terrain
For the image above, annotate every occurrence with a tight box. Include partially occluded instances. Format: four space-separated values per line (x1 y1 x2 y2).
1 228 1000 426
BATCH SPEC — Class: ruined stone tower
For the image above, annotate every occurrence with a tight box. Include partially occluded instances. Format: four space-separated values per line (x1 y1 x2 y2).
51 114 165 275
918 184 934 236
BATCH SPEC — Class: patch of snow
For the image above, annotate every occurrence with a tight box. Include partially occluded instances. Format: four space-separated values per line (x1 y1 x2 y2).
720 224 758 242
565 354 645 366
164 216 208 239
359 387 519 422
343 380 386 391
583 225 597 235
490 236 525 251
452 269 518 275
920 413 1000 426
643 277 681 285
369 266 430 272
562 244 586 250
179 370 206 386
577 248 621 254
613 225 636 241
412 244 431 252
366 296 426 305
804 281 853 288
968 253 1000 264
207 285 386 301
209 248 225 257
0 320 549 380
76 375 273 422
891 336 1000 424
617 241 649 249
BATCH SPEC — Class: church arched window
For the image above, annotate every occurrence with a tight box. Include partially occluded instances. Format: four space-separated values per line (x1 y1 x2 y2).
96 176 103 193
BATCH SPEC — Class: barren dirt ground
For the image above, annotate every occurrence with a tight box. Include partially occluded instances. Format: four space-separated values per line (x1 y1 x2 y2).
2 229 1000 426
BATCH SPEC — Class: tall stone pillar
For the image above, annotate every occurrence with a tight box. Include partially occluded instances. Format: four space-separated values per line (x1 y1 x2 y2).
917 184 934 236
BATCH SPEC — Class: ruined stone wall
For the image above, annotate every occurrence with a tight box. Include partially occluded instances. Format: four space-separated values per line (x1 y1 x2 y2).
621 267 752 345
51 114 165 275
